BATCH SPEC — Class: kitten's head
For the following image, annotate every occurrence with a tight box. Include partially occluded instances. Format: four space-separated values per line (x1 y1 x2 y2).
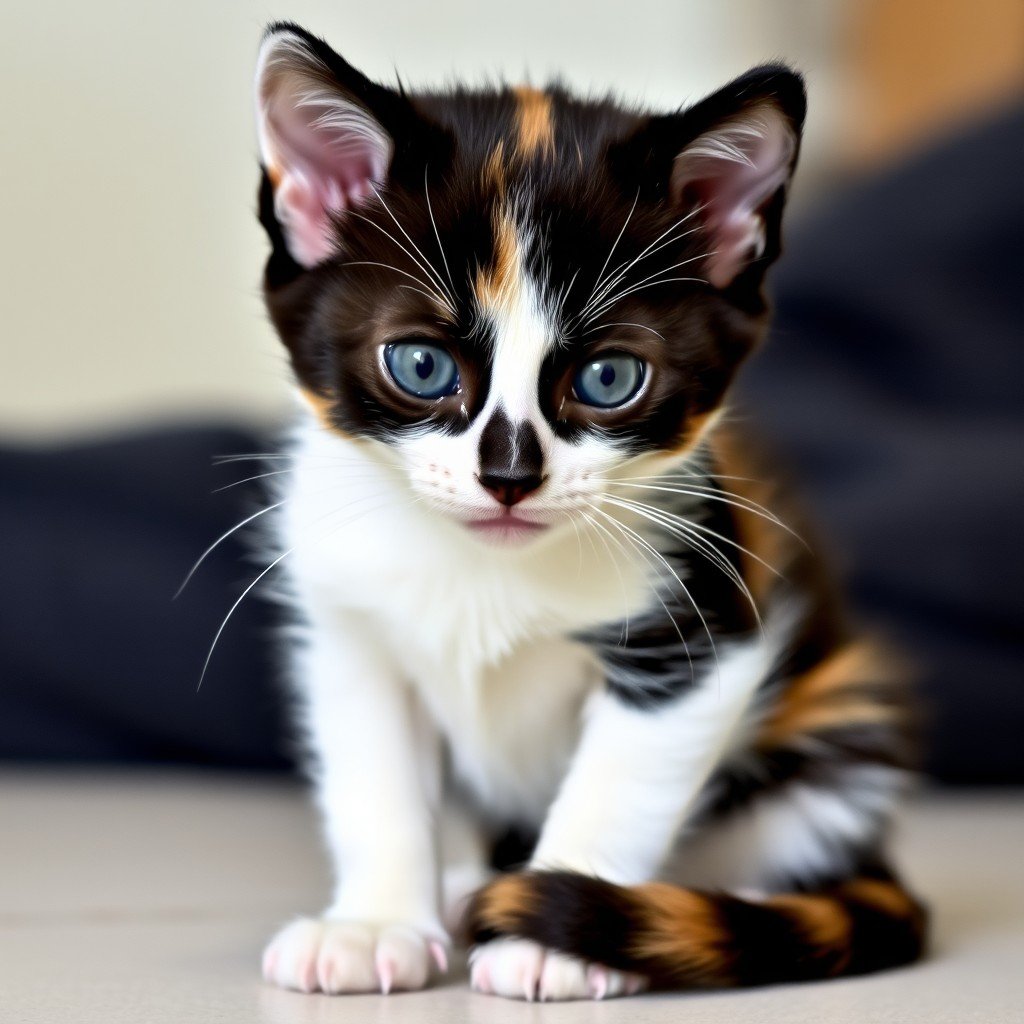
254 23 804 546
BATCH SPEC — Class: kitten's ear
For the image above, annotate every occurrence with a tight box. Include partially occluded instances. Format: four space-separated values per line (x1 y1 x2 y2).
619 66 805 290
255 24 399 268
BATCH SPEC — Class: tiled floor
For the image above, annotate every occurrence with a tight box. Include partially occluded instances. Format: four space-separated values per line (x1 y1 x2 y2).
3 771 1022 1023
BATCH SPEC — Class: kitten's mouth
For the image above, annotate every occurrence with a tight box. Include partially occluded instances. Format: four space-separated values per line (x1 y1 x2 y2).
464 510 550 542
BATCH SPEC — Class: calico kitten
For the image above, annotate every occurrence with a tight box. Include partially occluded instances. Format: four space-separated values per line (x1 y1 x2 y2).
252 22 926 1000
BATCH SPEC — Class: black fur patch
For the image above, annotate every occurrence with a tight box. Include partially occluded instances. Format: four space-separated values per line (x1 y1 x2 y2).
258 24 805 453
488 824 539 872
477 408 544 503
841 880 929 976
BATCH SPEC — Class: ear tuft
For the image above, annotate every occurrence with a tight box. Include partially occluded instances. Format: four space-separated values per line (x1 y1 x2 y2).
671 101 798 289
255 28 393 268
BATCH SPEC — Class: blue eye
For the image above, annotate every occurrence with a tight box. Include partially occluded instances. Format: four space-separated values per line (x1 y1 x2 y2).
384 341 460 399
573 353 645 408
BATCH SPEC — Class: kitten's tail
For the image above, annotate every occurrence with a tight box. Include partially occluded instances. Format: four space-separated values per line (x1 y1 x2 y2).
466 867 927 988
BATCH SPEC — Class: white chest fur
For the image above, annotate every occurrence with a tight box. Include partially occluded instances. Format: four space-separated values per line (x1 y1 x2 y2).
279 426 655 820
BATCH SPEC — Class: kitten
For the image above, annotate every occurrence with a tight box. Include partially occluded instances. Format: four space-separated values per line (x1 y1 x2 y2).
252 22 926 1000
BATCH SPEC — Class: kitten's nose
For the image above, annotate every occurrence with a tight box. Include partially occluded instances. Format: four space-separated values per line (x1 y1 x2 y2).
477 406 545 507
477 472 544 507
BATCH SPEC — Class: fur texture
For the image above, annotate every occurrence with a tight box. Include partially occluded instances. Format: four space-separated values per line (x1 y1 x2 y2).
249 22 926 1000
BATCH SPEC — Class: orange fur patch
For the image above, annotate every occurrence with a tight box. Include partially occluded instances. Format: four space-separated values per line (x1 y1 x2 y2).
512 86 555 159
707 429 790 607
474 207 522 315
482 140 507 192
300 388 351 437
757 642 898 748
629 884 726 981
841 878 917 919
674 410 719 457
637 411 721 474
474 874 539 932
770 892 853 972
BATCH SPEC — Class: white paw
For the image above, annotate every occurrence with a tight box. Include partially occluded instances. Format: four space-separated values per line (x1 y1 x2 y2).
469 938 646 1002
262 917 449 995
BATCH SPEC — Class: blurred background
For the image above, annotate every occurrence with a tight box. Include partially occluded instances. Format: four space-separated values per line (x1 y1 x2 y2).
2 0 1022 780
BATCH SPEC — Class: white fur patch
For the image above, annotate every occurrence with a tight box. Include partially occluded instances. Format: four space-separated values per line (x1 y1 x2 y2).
263 917 445 994
475 214 553 421
283 420 655 823
670 764 908 891
469 938 645 1001
295 612 444 930
530 629 779 883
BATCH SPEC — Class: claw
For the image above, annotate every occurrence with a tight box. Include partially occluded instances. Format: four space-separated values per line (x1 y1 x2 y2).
429 940 449 974
301 958 318 994
523 973 535 1002
316 956 334 993
376 955 394 995
471 960 491 995
261 947 279 982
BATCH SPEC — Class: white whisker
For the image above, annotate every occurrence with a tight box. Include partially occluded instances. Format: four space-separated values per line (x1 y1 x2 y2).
579 508 632 645
398 283 457 307
570 206 704 329
581 321 666 341
582 253 711 324
424 165 455 294
587 503 696 675
211 469 293 494
605 480 797 537
174 500 287 600
342 261 455 313
196 491 399 691
609 491 782 583
368 184 458 309
601 493 764 631
343 212 455 314
583 188 640 314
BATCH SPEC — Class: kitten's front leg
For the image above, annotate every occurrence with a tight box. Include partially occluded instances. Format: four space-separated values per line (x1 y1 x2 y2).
470 636 772 1001
263 616 448 995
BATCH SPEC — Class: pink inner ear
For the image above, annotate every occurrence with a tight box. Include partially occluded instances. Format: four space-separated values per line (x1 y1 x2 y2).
672 106 795 289
257 37 392 267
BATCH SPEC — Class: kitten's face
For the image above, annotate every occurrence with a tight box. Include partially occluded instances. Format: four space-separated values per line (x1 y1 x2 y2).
256 25 804 545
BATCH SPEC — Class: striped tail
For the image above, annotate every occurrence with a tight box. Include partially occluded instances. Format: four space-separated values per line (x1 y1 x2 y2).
467 868 927 988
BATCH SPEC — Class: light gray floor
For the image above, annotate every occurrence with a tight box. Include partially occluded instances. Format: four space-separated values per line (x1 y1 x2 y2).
2 771 1022 1023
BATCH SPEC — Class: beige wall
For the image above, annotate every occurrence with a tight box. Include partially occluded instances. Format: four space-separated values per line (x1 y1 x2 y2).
1 0 844 437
